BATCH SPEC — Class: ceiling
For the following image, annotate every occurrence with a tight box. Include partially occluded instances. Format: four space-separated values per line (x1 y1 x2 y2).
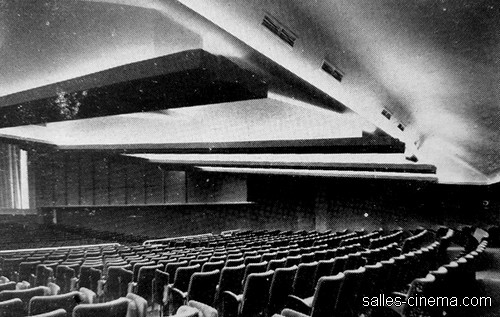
0 0 498 184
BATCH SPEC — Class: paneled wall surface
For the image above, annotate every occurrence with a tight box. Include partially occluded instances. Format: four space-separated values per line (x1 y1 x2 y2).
33 149 498 238
248 176 500 232
52 203 300 238
31 150 247 207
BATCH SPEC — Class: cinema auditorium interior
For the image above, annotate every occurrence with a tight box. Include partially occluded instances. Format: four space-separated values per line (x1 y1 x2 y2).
0 1 498 316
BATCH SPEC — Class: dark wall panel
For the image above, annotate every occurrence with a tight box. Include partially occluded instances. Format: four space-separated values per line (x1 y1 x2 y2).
53 159 66 206
94 156 110 205
164 171 186 203
145 164 164 204
79 155 94 205
31 151 247 208
109 157 126 205
65 153 80 206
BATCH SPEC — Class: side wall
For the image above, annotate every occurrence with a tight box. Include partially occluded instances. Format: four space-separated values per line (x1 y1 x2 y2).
47 174 499 239
31 150 247 207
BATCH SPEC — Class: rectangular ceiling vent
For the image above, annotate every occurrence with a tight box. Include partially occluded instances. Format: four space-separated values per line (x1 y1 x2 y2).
397 123 405 131
321 60 344 82
381 109 392 120
262 15 297 47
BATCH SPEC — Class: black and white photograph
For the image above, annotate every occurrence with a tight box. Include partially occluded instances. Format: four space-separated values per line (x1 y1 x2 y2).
0 0 498 316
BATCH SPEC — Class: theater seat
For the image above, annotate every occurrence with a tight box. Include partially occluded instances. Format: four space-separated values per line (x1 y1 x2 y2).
28 291 86 315
214 264 245 312
334 267 366 317
0 286 50 314
222 270 274 317
129 265 162 304
0 281 16 292
171 269 220 310
387 274 436 317
291 262 318 299
267 266 297 317
72 297 130 317
153 269 169 315
284 272 344 317
0 298 24 317
167 265 201 314
56 266 77 294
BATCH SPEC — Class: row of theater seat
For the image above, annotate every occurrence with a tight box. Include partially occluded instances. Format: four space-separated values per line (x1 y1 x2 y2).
0 226 487 317
0 228 403 316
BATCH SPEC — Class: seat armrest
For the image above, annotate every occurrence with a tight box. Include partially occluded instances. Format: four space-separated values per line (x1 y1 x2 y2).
29 274 36 287
223 291 243 303
70 277 79 292
286 295 312 315
391 291 407 300
171 287 188 300
97 279 106 297
79 287 97 304
128 281 137 294
281 308 310 317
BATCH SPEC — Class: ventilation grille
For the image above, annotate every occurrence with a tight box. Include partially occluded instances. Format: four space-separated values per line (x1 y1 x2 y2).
397 123 405 131
381 109 392 120
321 60 344 82
262 15 297 47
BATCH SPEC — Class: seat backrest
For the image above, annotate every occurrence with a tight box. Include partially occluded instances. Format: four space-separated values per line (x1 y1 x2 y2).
106 267 133 300
240 270 274 317
173 265 201 292
344 252 362 270
153 269 169 306
402 274 436 317
29 291 85 315
189 258 209 267
261 253 277 262
358 262 382 302
284 255 301 268
0 281 17 292
300 252 315 264
334 266 365 316
266 265 297 316
2 258 24 280
331 255 348 275
132 262 156 282
243 255 262 266
310 273 345 317
87 268 102 293
55 265 76 293
291 261 319 298
136 265 163 302
267 258 286 271
218 264 245 295
209 256 226 263
0 298 24 317
19 261 41 282
313 258 335 287
243 262 268 284
165 261 188 283
225 258 244 267
36 264 55 287
202 260 224 273
188 269 220 306
0 286 49 313
72 297 130 317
